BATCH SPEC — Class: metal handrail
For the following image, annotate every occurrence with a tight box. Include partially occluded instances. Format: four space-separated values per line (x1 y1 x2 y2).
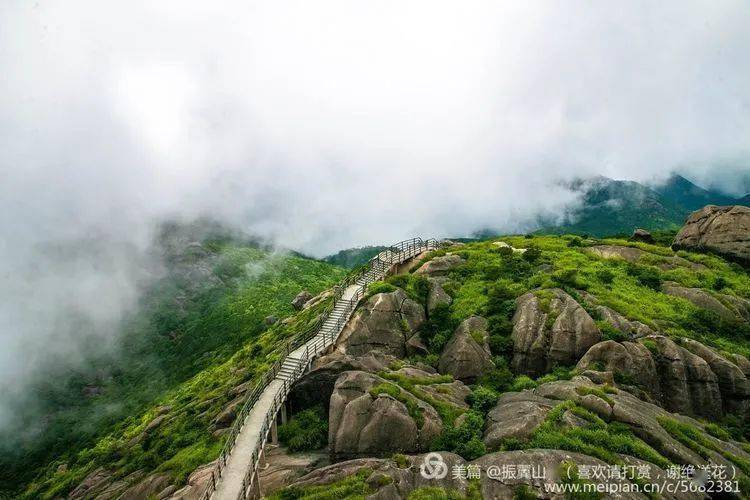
200 237 439 500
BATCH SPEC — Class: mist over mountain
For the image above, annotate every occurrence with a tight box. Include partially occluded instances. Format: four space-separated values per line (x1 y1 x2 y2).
538 173 749 237
1 3 750 493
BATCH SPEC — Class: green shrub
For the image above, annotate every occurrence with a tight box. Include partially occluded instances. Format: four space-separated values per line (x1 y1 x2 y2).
422 303 458 353
522 246 542 262
488 333 514 357
641 339 658 355
510 376 537 392
597 321 627 342
513 485 538 500
567 237 583 247
433 411 486 460
368 281 396 296
467 386 498 414
479 358 514 392
411 275 432 305
595 269 615 284
625 264 662 290
271 468 373 499
386 274 411 290
392 453 409 468
552 268 586 289
713 276 728 291
277 406 328 452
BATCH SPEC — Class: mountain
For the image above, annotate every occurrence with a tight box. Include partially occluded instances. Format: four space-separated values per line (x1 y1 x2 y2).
13 226 750 499
545 173 748 237
0 220 346 498
652 173 738 211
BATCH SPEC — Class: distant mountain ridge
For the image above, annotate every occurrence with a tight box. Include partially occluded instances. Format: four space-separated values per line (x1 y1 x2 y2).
543 173 749 237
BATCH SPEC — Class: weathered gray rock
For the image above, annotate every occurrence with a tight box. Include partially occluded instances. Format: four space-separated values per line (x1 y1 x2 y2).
212 395 244 428
438 316 494 382
578 293 655 338
168 460 218 499
337 290 425 357
577 340 658 389
577 336 726 420
328 371 442 459
588 245 646 263
426 278 452 315
484 392 556 449
673 205 750 265
289 351 397 412
413 254 465 277
587 244 706 271
120 473 172 500
511 289 600 376
630 228 655 243
681 338 750 415
662 282 738 322
292 291 313 310
265 315 279 326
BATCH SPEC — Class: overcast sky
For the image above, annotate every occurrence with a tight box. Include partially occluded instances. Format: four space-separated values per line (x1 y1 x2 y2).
1 1 749 425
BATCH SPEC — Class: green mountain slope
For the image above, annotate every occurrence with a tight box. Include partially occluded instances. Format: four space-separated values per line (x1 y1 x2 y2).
544 174 748 237
1 221 346 498
653 173 738 211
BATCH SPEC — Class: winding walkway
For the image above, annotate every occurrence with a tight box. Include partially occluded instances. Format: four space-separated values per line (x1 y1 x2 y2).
209 238 437 500
213 284 360 500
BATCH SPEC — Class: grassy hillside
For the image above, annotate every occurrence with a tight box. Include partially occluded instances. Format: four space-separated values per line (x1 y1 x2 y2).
272 233 750 499
1 223 346 498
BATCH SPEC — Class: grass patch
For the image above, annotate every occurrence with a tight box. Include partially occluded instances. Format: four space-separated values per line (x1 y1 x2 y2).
278 406 328 452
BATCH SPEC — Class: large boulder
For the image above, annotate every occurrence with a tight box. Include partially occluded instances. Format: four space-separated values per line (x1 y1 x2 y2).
426 278 452 315
413 254 465 277
483 392 557 450
662 282 739 322
328 371 442 459
673 205 750 265
437 316 494 383
336 290 425 357
630 228 655 244
511 289 600 376
168 460 218 499
681 338 750 415
292 290 313 310
577 336 729 420
578 291 654 338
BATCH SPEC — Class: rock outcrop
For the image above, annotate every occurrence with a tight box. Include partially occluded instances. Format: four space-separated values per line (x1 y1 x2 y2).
576 335 748 419
413 254 465 277
437 316 494 383
630 228 655 243
511 289 600 376
483 375 750 473
662 282 739 322
587 244 706 271
328 371 443 459
426 278 452 315
336 290 425 357
673 205 750 264
286 448 701 500
292 290 313 310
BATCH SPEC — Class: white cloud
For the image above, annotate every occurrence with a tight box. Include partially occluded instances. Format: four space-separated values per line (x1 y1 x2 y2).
0 0 749 423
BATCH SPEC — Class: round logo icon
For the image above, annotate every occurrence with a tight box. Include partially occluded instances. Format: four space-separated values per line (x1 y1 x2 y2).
420 452 448 480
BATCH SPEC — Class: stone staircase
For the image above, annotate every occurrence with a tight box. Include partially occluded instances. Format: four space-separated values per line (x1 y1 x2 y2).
201 237 438 500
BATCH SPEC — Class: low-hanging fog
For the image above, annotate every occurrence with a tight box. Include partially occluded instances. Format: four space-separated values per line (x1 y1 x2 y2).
1 1 749 429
